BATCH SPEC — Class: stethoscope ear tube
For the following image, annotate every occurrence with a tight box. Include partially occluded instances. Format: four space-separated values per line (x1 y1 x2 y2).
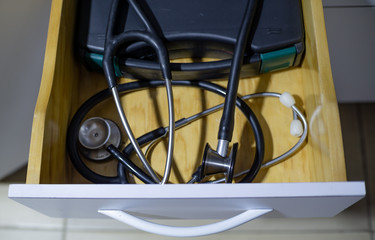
217 0 259 143
107 145 156 184
103 0 176 184
103 30 172 88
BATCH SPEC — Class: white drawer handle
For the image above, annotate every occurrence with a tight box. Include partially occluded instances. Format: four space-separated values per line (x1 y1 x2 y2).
98 208 272 237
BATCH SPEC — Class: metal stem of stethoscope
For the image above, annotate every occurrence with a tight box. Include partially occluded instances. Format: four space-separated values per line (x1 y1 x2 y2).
111 78 175 184
111 87 160 183
104 0 176 184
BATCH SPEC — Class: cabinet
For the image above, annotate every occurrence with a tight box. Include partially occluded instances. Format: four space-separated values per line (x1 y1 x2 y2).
323 0 375 102
8 0 365 237
0 0 51 179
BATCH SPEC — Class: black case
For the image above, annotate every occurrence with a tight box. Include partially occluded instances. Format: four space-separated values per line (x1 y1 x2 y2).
77 0 304 80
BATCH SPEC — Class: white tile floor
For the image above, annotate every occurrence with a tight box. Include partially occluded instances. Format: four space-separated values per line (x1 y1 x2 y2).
0 103 374 240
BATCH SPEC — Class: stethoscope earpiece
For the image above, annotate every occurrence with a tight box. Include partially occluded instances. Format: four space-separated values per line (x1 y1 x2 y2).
290 119 303 137
279 92 303 137
280 92 296 108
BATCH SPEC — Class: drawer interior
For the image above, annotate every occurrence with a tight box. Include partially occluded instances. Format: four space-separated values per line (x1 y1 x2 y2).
26 0 347 184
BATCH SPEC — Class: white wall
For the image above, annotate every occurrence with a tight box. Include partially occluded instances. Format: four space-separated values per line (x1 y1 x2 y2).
0 0 51 179
323 0 375 102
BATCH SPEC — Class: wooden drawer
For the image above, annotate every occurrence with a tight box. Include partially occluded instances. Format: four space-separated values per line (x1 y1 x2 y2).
9 0 365 237
27 0 347 184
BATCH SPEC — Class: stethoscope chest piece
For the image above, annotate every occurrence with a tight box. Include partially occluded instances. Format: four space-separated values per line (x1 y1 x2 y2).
78 117 121 161
201 143 238 183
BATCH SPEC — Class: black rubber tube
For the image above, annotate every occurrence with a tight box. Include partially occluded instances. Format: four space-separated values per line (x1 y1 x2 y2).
103 0 171 88
122 126 167 156
67 80 264 184
127 0 161 36
117 163 129 184
218 0 259 141
107 145 156 184
103 30 172 88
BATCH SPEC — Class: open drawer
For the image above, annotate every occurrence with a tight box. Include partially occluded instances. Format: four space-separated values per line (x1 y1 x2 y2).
9 0 365 237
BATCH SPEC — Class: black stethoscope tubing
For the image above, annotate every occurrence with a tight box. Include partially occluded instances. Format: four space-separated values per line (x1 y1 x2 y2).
217 0 259 143
66 80 264 184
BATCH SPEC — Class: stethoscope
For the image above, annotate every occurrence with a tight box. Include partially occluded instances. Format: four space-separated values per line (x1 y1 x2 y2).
67 0 308 184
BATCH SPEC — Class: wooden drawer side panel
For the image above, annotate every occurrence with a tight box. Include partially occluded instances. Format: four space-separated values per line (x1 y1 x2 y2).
301 0 346 181
26 0 79 184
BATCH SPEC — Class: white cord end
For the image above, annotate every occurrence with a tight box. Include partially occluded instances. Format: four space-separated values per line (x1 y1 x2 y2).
280 92 295 108
290 119 303 137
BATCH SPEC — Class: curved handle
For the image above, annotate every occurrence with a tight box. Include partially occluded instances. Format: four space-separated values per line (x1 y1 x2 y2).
98 208 272 237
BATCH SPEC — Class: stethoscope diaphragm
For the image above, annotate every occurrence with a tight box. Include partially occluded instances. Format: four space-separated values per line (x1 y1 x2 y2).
78 117 122 161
